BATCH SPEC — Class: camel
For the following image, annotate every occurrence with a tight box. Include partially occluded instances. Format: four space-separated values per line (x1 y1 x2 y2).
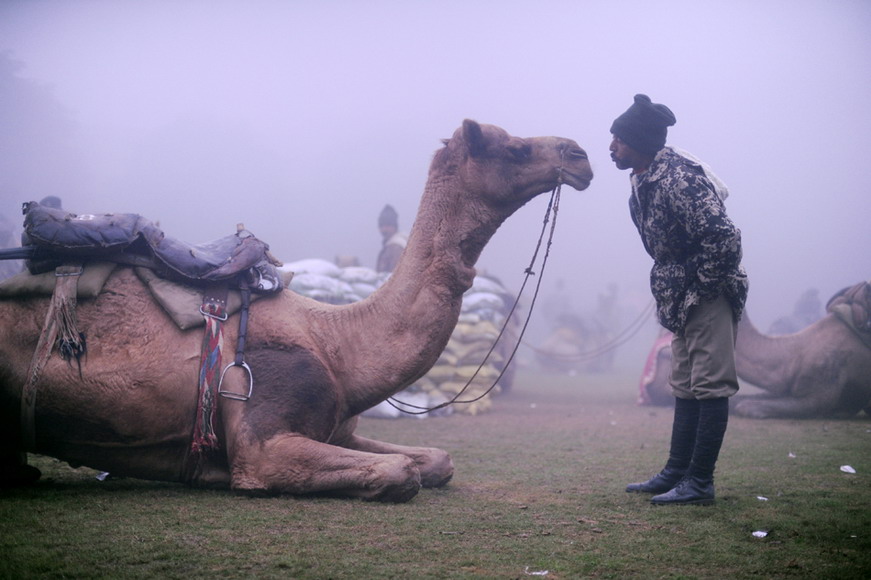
0 120 593 501
732 283 871 418
638 282 871 419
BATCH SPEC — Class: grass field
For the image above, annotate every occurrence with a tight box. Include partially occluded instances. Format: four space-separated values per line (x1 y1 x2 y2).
2 368 869 579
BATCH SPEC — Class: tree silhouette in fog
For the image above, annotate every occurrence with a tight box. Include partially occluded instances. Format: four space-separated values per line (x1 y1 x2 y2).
0 51 87 215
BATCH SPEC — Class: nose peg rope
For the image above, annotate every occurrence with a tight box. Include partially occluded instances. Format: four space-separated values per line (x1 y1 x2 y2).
387 179 564 416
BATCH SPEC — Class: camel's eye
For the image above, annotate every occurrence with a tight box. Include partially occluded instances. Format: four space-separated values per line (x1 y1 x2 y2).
506 142 531 161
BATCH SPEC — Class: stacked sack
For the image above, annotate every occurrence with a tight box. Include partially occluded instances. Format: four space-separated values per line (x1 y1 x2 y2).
283 258 382 304
281 259 518 417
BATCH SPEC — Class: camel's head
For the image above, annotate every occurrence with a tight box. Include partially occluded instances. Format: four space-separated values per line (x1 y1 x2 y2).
433 119 593 214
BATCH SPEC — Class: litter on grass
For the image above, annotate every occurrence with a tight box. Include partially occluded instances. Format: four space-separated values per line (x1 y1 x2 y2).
752 530 769 538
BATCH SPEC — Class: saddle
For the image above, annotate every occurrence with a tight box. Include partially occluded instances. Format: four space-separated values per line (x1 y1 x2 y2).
20 201 283 293
826 280 871 349
11 201 286 460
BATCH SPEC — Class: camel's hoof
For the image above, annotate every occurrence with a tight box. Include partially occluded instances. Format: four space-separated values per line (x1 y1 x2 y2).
363 459 423 503
424 471 453 489
420 454 454 488
374 480 421 503
368 470 422 503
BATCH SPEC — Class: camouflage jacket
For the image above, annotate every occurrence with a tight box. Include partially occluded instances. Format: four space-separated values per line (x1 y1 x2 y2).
629 147 748 334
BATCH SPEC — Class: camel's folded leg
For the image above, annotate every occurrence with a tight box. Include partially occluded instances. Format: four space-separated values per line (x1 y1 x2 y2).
341 434 454 488
226 433 422 502
733 394 838 419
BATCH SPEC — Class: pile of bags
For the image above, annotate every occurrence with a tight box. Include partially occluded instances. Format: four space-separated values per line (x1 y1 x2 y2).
281 259 518 417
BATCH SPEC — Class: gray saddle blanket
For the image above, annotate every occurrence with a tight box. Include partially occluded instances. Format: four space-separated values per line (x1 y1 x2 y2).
0 261 294 330
20 201 282 293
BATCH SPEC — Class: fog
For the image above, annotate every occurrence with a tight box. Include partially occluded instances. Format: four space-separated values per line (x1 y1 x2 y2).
1 0 869 367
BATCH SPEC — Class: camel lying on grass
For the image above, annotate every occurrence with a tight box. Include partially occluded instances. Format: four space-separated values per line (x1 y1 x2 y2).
0 120 592 501
638 281 871 419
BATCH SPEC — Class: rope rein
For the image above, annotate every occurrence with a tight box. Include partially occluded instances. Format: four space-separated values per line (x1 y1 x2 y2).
387 167 566 416
523 298 655 362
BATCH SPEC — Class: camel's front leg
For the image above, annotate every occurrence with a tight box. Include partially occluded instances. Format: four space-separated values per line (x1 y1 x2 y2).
733 392 838 419
226 432 422 502
341 434 454 488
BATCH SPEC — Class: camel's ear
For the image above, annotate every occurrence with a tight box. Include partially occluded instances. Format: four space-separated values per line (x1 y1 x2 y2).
462 119 487 157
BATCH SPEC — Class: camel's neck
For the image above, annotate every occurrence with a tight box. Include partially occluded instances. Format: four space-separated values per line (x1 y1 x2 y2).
396 175 493 293
335 176 502 415
735 314 797 390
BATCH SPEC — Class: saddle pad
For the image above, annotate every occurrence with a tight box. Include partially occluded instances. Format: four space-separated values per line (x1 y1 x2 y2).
135 267 294 330
0 261 116 299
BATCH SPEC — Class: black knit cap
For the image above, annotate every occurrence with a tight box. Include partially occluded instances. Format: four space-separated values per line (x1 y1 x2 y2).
610 94 677 155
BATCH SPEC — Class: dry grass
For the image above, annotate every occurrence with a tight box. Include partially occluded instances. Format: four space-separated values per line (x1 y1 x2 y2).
2 368 870 579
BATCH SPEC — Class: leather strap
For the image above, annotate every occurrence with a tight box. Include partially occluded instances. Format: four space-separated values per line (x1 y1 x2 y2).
21 264 83 451
191 284 229 456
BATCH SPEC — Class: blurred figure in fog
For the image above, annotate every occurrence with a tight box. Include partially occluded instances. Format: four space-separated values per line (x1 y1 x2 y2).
589 283 619 372
610 94 748 506
768 288 822 334
538 281 619 374
543 278 574 326
39 195 63 210
538 279 580 374
375 204 407 273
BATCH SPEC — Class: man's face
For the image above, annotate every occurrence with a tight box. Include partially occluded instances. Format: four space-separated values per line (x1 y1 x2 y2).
609 135 645 171
379 224 397 240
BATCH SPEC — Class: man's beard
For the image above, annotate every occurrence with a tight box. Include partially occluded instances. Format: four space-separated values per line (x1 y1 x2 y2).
611 154 631 170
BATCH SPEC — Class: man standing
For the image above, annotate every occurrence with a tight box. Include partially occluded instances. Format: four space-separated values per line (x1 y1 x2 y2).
375 204 407 273
610 94 748 505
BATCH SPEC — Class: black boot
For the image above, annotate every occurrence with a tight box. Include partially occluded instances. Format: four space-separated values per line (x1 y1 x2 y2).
651 397 729 505
626 397 699 493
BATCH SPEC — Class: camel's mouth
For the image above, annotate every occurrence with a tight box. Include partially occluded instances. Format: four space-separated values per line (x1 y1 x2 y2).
561 169 593 191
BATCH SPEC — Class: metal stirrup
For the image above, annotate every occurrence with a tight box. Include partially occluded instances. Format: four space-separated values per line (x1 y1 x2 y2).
218 360 253 401
217 286 254 401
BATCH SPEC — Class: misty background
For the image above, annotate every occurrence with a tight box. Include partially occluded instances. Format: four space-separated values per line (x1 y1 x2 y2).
1 0 869 371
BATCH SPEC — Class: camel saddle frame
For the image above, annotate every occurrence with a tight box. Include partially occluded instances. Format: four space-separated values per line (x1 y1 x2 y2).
18 201 283 291
9 201 285 462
